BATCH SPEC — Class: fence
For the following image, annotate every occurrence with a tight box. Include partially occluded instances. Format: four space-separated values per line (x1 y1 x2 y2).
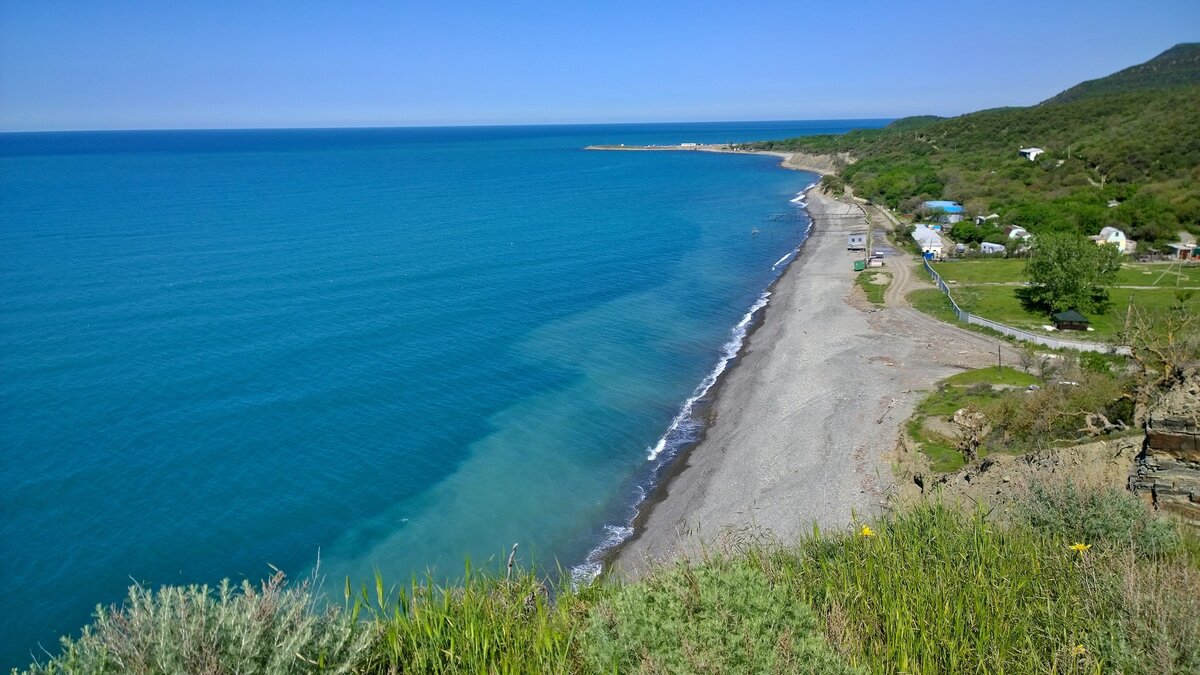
921 259 1131 355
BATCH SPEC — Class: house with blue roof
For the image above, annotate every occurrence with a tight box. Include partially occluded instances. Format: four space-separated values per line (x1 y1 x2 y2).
922 200 964 224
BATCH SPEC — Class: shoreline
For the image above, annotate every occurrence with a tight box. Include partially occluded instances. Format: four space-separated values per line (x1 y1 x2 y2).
604 149 1014 576
598 183 820 571
571 165 820 580
585 143 846 176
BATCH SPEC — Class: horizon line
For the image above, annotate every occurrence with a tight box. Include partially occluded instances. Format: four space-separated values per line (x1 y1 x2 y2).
0 117 900 136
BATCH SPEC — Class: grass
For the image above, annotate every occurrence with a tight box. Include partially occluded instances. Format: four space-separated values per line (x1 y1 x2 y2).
943 365 1040 388
907 288 961 324
933 259 1200 289
953 285 1195 337
855 271 891 304
1113 263 1200 288
906 417 964 473
906 366 1042 472
931 258 1027 284
914 275 1197 340
19 496 1200 674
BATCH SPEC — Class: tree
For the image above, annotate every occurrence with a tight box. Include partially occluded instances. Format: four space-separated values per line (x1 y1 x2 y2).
1023 234 1122 314
1119 291 1200 424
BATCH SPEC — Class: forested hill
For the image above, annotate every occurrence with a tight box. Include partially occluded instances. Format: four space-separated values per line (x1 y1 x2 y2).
1042 42 1200 105
749 44 1200 246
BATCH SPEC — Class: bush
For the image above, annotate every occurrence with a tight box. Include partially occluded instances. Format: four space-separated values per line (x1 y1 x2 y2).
24 571 372 675
1019 482 1182 557
584 559 856 674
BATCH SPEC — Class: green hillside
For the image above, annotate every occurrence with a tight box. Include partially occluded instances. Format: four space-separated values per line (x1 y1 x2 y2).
749 45 1200 246
1043 43 1200 105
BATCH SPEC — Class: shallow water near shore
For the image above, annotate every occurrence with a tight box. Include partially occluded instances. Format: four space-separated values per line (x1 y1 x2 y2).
0 120 886 664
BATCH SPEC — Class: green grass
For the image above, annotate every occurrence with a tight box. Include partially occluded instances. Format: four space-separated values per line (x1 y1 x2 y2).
931 258 1027 284
944 284 1196 339
933 259 1200 289
907 288 961 324
855 271 891 304
20 497 1200 674
1114 263 1200 288
926 259 1200 339
907 367 1042 472
944 365 1040 388
906 417 964 472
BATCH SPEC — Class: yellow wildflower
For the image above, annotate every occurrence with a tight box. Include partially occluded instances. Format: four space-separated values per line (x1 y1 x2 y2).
1071 644 1086 657
1069 543 1092 554
859 525 875 538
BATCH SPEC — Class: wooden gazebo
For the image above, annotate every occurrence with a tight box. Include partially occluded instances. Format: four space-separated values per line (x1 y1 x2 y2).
1052 310 1090 331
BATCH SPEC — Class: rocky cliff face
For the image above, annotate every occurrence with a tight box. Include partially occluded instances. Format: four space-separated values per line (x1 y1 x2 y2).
1131 370 1200 526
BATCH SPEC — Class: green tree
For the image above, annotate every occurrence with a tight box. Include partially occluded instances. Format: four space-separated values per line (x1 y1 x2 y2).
1024 234 1122 313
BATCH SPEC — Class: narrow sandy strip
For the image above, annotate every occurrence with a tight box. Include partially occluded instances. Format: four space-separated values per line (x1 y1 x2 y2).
613 184 1019 575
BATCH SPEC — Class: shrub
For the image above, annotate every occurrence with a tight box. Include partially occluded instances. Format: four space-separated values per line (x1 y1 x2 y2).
583 559 856 674
24 571 372 675
1019 482 1181 557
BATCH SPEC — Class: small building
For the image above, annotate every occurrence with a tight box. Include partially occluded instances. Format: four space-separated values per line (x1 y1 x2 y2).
922 200 964 224
975 213 1000 225
847 234 867 251
912 225 944 259
679 142 698 148
980 241 1007 254
1052 310 1090 331
1167 243 1199 261
1005 226 1032 241
1090 226 1136 254
1018 147 1044 161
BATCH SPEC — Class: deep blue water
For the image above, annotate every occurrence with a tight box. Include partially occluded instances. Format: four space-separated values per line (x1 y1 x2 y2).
0 120 888 666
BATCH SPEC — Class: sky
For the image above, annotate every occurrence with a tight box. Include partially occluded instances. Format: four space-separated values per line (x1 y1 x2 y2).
0 0 1197 131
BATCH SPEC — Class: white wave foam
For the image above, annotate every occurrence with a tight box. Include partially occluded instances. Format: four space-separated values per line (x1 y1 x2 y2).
646 291 770 461
570 523 636 585
771 249 797 270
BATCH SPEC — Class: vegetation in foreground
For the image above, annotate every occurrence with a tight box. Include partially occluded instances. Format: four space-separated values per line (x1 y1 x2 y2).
18 489 1200 674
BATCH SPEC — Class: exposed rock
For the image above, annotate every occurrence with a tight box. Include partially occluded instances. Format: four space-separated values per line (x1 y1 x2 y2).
892 432 1142 515
1130 369 1200 526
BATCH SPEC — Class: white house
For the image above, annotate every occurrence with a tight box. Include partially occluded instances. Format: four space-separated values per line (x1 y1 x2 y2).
1018 147 1044 161
912 225 944 259
1090 226 1135 254
1006 226 1032 241
980 242 1007 254
974 213 1000 225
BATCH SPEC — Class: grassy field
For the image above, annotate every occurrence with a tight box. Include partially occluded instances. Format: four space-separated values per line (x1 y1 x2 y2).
23 494 1199 674
931 258 1027 284
855 270 891 304
950 285 1194 337
919 259 1199 341
933 259 1200 289
1114 263 1200 288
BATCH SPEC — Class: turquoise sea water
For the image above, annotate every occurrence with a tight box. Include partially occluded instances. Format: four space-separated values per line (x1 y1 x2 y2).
0 120 887 665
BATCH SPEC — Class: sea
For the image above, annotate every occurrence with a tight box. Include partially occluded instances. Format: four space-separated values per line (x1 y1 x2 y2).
0 119 888 666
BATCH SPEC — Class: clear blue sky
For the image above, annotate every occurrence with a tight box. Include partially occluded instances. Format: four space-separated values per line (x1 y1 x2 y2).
1 0 1196 131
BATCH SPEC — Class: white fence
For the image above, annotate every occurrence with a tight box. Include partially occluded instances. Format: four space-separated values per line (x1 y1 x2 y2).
921 259 1131 355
